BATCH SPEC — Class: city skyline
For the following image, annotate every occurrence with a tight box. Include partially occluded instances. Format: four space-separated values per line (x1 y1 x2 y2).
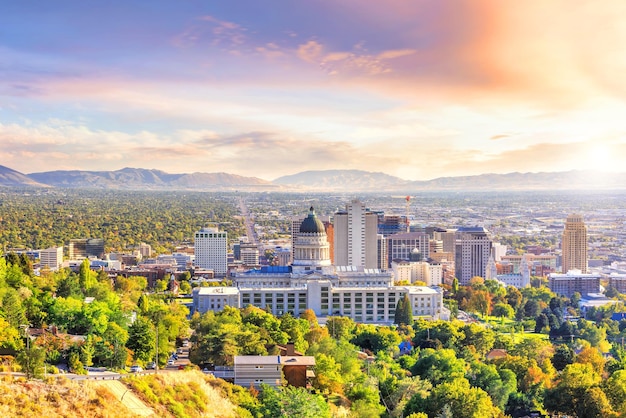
2 1 626 180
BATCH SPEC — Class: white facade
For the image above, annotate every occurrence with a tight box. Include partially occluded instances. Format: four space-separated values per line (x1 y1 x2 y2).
492 243 507 262
193 279 444 324
333 200 378 269
193 287 241 312
391 260 443 286
194 226 228 275
39 246 63 270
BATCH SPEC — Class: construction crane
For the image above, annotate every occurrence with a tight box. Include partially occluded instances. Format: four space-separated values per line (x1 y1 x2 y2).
405 195 411 232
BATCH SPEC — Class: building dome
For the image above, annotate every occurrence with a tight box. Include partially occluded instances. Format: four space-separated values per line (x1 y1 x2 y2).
299 206 326 234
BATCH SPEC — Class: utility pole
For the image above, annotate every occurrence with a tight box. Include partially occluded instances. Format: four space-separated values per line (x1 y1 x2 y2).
155 318 159 374
154 310 162 374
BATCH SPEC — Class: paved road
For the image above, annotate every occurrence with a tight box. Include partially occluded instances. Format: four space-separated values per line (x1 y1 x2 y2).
238 196 258 245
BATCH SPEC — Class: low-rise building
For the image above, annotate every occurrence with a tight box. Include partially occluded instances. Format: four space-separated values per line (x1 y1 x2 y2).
193 287 240 313
548 270 601 297
233 355 316 389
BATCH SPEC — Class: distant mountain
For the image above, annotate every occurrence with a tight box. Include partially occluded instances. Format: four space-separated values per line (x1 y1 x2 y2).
28 167 272 190
1 163 624 191
274 170 409 191
0 165 49 187
409 170 626 191
275 169 626 191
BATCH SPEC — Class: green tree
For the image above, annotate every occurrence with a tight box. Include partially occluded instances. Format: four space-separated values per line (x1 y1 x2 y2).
68 351 87 374
258 384 331 418
127 317 155 363
552 344 574 371
80 335 95 367
462 324 496 357
452 278 459 295
411 348 466 385
17 344 46 379
535 313 549 333
405 377 501 418
604 369 626 414
505 286 523 311
544 362 605 417
280 313 309 352
79 258 97 292
412 320 464 350
469 290 492 317
56 273 82 298
467 362 516 410
348 379 386 417
394 294 413 325
325 316 355 340
1 288 27 328
492 303 514 319
0 318 23 350
352 325 402 354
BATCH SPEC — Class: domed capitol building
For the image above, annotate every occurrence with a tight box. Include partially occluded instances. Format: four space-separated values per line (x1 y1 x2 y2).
193 207 446 324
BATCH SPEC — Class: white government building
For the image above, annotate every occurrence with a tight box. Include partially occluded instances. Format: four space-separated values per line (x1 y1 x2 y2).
193 207 446 324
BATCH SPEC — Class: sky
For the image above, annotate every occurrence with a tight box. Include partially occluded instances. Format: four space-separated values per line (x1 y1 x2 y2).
1 1 626 181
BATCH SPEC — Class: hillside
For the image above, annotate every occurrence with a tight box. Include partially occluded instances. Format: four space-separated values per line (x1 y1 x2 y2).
275 169 626 191
1 162 625 191
273 169 409 191
0 377 138 417
409 170 626 191
0 372 239 418
0 165 48 187
28 167 272 190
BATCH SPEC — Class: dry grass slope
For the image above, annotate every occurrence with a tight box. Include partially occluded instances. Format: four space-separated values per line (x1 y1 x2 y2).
0 375 138 417
125 371 238 418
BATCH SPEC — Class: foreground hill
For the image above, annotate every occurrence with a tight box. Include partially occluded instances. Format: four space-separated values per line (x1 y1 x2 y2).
0 372 239 418
0 377 138 417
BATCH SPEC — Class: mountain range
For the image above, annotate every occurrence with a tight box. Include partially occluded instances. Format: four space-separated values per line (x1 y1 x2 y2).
1 165 625 192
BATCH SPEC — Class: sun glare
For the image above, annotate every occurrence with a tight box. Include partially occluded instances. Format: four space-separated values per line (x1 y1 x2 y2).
587 145 614 171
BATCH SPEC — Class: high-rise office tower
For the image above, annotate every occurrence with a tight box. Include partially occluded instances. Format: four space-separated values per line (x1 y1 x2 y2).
561 214 588 274
377 234 388 270
333 200 378 268
194 226 228 276
454 227 493 285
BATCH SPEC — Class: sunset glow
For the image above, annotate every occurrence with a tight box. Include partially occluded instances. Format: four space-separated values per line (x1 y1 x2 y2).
1 1 625 180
